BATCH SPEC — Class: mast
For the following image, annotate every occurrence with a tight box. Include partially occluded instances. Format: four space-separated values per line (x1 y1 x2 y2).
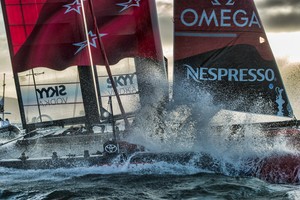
108 96 116 140
77 66 100 132
134 1 168 109
1 0 31 131
2 73 5 120
93 65 103 112
86 0 130 130
13 74 27 131
31 69 43 123
78 0 101 132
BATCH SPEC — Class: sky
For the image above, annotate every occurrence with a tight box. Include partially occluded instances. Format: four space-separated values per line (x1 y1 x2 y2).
0 0 299 105
253 0 300 63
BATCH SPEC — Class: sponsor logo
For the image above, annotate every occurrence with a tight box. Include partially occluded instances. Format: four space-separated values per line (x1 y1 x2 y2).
36 85 67 98
185 64 275 82
36 85 68 106
180 1 261 28
107 74 136 88
106 74 138 95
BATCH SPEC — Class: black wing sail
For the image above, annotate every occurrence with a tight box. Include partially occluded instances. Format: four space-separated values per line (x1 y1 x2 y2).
173 0 293 118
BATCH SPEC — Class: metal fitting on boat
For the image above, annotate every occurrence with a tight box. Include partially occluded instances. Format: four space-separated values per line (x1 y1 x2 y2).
19 152 28 162
84 150 90 158
52 152 58 160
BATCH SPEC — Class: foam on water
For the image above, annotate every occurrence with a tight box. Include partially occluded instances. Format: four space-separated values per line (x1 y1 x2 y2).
0 161 204 185
125 81 300 179
1 161 300 200
0 68 299 189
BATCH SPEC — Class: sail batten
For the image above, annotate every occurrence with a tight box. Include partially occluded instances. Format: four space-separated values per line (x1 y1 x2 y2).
175 32 238 38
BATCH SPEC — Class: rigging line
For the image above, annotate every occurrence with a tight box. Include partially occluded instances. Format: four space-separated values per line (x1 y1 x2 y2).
93 65 103 110
80 0 101 117
31 69 43 123
73 73 80 118
87 0 130 129
2 73 5 120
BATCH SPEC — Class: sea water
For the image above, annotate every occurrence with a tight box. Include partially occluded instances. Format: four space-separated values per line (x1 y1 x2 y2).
1 163 300 199
1 131 300 199
1 81 300 199
1 112 300 200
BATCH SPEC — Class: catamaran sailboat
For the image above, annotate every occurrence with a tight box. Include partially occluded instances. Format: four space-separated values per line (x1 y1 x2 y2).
1 0 300 184
0 0 167 166
0 73 20 137
173 0 300 183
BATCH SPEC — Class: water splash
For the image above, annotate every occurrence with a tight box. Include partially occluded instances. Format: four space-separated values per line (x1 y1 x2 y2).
126 81 299 179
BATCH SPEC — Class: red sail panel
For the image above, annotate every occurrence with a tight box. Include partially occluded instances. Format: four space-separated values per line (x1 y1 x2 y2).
174 0 272 61
173 0 293 118
1 0 163 72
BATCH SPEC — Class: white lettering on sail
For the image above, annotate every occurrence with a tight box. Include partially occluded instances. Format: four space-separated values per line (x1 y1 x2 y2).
180 8 261 28
184 64 275 82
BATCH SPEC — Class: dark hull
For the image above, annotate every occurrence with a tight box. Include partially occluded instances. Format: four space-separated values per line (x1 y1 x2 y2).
0 124 20 135
1 125 300 184
130 152 300 184
0 152 215 170
16 133 108 146
0 154 120 170
0 151 299 184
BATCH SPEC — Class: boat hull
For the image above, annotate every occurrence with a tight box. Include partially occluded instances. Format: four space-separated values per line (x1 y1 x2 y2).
0 124 20 135
1 151 299 184
1 126 300 184
0 154 119 169
254 154 300 184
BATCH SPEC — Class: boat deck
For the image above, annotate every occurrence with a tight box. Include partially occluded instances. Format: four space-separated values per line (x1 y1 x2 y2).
0 128 116 162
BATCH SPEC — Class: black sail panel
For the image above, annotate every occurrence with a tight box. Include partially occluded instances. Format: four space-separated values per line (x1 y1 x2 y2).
173 0 293 118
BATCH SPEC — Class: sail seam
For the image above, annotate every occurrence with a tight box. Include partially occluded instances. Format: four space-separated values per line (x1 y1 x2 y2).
175 32 237 37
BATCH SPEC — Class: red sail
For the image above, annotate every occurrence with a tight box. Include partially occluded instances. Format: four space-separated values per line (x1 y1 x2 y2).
1 0 163 72
173 0 293 117
174 0 272 61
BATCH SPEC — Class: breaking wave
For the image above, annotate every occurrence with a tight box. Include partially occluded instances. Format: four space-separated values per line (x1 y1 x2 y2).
126 79 299 180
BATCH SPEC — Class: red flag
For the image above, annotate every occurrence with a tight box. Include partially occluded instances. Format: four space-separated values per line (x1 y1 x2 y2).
2 0 163 72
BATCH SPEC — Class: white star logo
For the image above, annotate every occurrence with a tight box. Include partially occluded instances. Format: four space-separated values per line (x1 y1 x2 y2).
73 31 107 55
116 0 141 13
63 0 82 15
